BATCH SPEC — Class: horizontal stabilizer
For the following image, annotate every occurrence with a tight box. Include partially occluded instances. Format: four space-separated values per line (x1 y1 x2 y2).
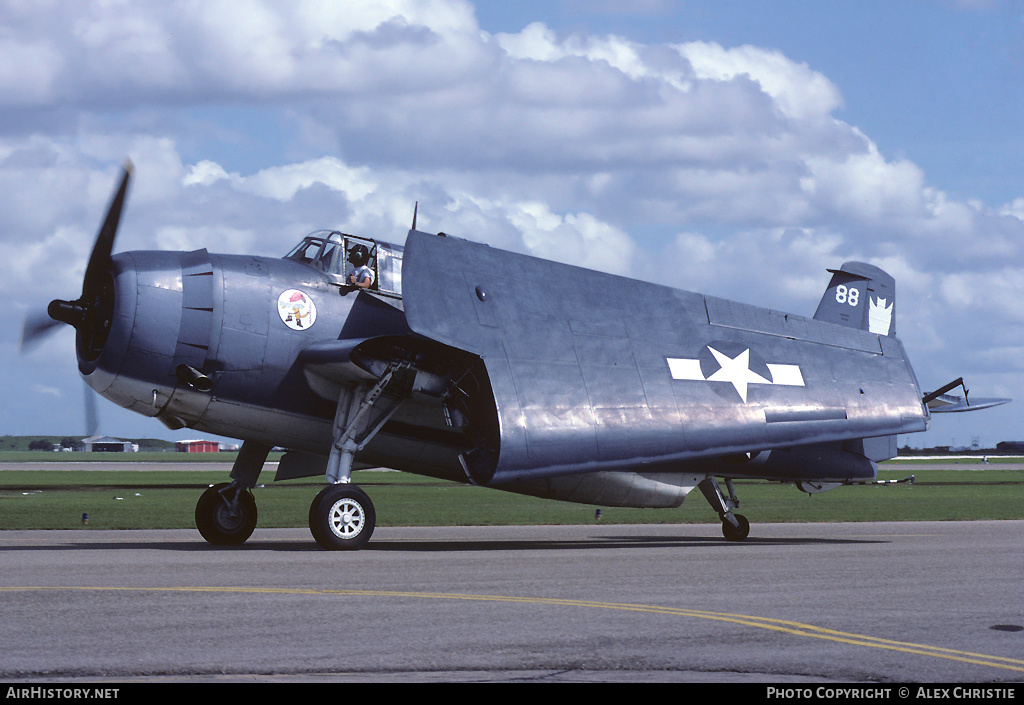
926 393 1011 413
923 377 1011 413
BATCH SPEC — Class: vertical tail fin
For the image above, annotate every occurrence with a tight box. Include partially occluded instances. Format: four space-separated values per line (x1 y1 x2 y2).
813 261 895 336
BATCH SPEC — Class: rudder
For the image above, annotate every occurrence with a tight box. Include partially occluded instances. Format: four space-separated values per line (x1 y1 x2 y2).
813 261 895 336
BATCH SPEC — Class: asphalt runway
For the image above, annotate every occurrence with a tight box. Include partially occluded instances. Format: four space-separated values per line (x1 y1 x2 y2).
1 520 1022 683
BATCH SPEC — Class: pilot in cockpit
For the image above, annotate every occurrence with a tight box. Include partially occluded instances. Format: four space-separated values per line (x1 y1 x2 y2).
347 244 375 289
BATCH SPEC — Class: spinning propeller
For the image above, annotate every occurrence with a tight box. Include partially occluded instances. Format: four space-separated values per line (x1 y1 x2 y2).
20 161 133 360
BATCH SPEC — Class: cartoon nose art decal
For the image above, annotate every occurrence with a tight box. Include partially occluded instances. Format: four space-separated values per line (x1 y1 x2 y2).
278 289 317 330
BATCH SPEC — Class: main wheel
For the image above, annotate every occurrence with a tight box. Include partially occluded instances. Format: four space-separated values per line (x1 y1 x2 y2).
195 482 257 546
722 513 750 542
309 484 376 551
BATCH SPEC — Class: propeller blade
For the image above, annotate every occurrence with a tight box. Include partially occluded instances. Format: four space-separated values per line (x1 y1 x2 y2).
84 381 100 438
20 309 63 353
82 160 133 296
27 160 136 361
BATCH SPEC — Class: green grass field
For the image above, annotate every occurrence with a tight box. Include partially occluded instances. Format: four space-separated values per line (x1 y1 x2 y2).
1 456 1021 530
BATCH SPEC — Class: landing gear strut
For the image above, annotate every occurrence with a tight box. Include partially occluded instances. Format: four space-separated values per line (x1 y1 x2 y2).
195 364 414 550
308 365 412 550
699 476 750 542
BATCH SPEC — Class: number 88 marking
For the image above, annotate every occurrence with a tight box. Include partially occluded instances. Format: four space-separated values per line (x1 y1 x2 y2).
835 285 859 306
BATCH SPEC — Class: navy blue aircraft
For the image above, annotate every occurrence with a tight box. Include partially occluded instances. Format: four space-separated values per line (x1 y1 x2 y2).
23 165 1009 549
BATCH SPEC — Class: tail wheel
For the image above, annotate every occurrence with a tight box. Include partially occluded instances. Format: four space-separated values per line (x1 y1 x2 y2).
195 482 257 546
309 484 376 551
722 513 750 542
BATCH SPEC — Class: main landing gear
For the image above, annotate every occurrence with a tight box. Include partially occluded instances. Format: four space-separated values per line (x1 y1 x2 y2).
196 367 413 550
698 476 750 542
195 441 269 546
195 482 258 545
193 440 380 551
309 484 376 550
306 364 411 550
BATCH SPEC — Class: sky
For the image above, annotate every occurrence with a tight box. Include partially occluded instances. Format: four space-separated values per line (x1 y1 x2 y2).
4 0 1023 451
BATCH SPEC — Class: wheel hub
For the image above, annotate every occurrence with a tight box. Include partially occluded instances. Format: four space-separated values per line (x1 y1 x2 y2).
214 502 245 531
328 498 365 538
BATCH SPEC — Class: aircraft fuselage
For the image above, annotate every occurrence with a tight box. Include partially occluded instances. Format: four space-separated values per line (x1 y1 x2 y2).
83 231 931 498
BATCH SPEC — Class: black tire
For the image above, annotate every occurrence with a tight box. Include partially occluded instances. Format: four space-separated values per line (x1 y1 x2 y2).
309 484 375 551
722 513 750 542
195 483 257 546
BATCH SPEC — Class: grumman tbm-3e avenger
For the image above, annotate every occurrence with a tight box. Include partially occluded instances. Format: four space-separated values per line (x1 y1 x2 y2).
21 164 1010 549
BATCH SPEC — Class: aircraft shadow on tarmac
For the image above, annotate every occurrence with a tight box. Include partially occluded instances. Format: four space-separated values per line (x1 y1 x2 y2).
1 533 890 553
362 535 891 552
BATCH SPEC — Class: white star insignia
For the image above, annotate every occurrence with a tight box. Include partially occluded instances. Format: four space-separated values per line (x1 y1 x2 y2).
705 347 770 403
666 347 804 402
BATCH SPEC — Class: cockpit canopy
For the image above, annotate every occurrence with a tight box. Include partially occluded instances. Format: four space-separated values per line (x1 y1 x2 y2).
285 230 403 297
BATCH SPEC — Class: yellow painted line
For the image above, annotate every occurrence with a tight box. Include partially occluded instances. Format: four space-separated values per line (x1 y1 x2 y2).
3 586 1022 673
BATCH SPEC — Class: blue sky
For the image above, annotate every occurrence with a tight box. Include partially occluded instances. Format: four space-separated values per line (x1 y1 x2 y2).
477 0 1024 205
4 0 1022 450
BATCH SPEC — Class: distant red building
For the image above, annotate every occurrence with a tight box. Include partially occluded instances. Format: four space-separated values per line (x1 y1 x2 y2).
175 440 219 453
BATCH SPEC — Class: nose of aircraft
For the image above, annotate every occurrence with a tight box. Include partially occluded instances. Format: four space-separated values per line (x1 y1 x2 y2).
80 250 191 415
47 268 117 364
21 162 222 424
19 162 172 414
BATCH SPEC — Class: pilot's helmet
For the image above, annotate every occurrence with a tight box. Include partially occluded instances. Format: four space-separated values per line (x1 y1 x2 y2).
347 244 370 267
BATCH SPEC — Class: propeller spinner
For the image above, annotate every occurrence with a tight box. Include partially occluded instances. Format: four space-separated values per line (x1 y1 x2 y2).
21 161 132 360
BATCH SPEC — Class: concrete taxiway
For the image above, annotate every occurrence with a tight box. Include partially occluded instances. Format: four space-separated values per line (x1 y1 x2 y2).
1 520 1022 683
